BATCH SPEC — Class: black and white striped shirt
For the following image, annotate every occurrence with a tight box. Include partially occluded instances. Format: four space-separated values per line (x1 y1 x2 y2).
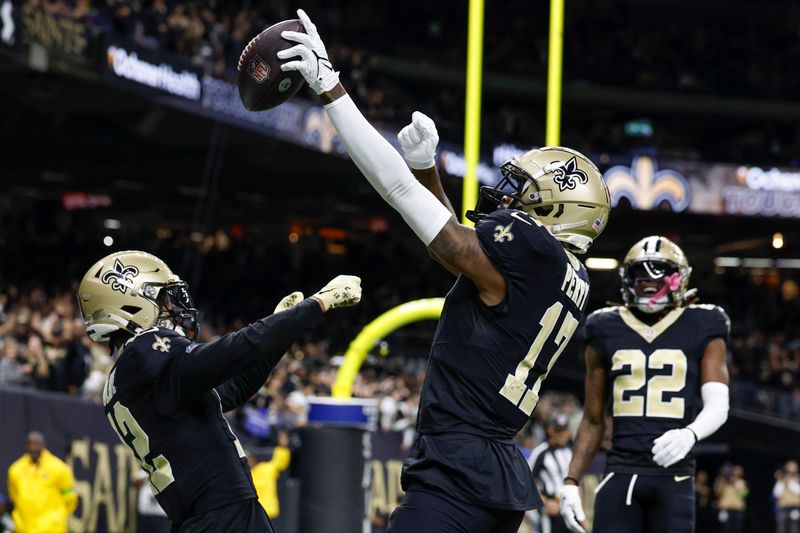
528 442 573 498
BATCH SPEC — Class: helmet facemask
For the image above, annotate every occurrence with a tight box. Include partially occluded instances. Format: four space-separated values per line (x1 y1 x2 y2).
146 281 199 340
621 259 686 313
466 161 543 223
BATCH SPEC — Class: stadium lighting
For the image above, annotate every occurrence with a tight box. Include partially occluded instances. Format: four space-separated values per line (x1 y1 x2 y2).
776 259 800 269
103 218 121 230
714 257 742 268
742 258 774 268
772 232 784 249
103 235 114 247
585 258 619 270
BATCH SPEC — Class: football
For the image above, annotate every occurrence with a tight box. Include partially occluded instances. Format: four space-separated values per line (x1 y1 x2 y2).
237 19 307 112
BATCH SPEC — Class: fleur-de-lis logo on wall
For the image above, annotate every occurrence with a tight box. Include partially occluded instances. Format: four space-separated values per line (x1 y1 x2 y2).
101 259 140 294
603 156 691 212
304 107 342 155
552 157 589 192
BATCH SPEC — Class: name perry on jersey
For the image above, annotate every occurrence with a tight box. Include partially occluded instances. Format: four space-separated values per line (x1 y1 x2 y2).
561 263 589 310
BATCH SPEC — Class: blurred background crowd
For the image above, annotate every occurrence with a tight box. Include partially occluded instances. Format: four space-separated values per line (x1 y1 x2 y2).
23 0 800 164
2 231 799 420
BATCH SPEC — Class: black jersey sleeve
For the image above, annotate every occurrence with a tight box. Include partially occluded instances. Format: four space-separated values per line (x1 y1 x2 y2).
474 209 557 276
583 308 618 364
214 359 275 412
155 299 324 415
694 304 731 345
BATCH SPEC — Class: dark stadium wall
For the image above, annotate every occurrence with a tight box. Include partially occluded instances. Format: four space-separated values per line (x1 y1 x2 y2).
0 386 138 533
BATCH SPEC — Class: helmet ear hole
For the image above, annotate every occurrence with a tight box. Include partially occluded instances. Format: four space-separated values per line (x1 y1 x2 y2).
121 305 142 315
533 205 554 217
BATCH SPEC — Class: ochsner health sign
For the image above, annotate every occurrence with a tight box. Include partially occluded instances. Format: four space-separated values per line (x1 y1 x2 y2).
106 44 201 101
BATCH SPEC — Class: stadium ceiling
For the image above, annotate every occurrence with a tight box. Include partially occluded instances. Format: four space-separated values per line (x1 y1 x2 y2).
2 57 798 262
0 60 379 225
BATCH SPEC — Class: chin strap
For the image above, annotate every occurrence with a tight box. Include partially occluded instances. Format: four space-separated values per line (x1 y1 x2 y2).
647 273 682 308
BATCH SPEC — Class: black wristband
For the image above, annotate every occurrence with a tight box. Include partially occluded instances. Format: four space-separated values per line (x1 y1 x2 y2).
687 427 699 442
564 476 580 486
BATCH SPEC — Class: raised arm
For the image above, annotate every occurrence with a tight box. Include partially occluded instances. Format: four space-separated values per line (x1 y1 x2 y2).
156 277 360 414
560 344 607 533
277 11 505 305
397 111 457 218
214 292 306 412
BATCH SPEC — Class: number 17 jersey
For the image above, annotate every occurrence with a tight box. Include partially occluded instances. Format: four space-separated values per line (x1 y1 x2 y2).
402 209 591 511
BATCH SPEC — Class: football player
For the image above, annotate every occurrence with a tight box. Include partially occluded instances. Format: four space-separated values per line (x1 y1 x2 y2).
559 236 730 533
76 250 361 532
274 11 610 532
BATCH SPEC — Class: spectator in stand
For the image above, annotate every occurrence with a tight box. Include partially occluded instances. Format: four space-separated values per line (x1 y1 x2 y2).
774 460 800 533
0 337 31 386
7 432 78 533
715 464 749 533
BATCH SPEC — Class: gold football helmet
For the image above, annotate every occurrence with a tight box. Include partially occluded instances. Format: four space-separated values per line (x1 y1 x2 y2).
467 146 611 254
77 251 198 342
620 236 692 313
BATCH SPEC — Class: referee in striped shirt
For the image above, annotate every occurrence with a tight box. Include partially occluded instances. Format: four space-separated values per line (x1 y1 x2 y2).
527 414 573 533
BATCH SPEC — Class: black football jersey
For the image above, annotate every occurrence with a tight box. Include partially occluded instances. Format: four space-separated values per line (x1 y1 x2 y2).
101 300 324 523
402 209 591 510
585 304 730 475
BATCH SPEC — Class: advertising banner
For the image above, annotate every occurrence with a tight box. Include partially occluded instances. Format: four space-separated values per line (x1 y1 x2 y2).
440 146 800 219
104 41 202 102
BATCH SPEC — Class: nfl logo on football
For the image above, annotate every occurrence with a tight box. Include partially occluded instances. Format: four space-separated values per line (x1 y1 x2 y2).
247 55 270 84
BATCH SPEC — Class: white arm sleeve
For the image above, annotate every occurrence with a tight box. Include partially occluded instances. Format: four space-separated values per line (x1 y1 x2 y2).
324 95 453 246
686 381 729 441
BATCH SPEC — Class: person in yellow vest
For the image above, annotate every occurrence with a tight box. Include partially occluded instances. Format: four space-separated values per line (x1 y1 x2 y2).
774 460 800 533
7 432 78 533
715 464 748 533
248 431 291 519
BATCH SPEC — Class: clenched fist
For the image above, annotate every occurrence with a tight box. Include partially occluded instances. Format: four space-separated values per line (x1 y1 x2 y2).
397 111 439 170
311 275 362 312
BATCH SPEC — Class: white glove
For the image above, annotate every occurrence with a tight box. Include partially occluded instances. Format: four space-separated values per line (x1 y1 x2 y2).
277 9 339 95
397 111 439 170
559 484 586 533
651 428 697 468
274 291 304 314
311 275 362 312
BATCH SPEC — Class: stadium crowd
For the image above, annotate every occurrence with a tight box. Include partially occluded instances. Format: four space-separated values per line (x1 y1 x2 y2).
24 0 800 164
1 213 800 415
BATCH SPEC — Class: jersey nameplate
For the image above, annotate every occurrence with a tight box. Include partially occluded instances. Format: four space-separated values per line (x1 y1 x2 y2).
561 264 589 310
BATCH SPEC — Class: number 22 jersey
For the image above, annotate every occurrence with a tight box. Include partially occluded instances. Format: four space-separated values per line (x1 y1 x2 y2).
402 209 591 511
585 304 730 475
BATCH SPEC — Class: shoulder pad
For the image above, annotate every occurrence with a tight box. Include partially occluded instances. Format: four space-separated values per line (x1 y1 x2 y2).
475 209 561 270
687 304 731 337
586 306 622 325
122 327 188 356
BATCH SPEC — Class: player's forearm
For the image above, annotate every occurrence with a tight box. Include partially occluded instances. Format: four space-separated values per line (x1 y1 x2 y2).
158 300 323 409
215 359 275 412
567 416 605 481
411 166 457 218
686 381 729 440
320 85 452 246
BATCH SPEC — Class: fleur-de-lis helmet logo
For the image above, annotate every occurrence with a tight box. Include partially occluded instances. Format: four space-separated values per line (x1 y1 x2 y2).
101 259 140 294
552 157 589 192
